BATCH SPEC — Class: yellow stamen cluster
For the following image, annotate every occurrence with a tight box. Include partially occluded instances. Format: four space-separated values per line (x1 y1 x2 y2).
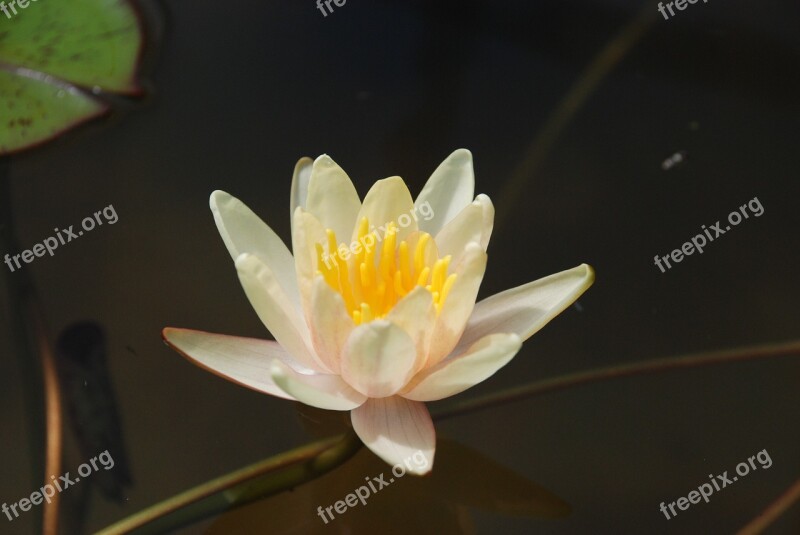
316 217 457 325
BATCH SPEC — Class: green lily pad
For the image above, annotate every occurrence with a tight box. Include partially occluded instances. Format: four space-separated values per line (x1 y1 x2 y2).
0 0 143 155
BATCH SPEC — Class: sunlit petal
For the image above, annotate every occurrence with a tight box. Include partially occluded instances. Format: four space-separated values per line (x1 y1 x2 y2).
210 190 301 312
235 253 327 372
455 264 595 354
385 286 436 373
306 155 362 242
309 277 355 373
271 360 366 410
350 176 417 245
426 242 487 367
162 328 300 399
340 320 417 398
404 333 522 401
434 194 494 266
415 149 475 236
351 396 435 475
289 156 313 222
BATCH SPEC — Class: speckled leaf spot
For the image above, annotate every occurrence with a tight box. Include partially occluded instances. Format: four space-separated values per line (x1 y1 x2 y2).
0 0 144 155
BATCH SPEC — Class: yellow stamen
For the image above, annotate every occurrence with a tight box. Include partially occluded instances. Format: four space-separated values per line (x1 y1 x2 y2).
318 217 458 324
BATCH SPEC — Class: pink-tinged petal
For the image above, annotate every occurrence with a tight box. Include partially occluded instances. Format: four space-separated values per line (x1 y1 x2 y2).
426 243 488 367
235 253 329 372
350 176 417 245
291 208 327 316
340 320 417 398
306 155 362 243
162 328 298 399
434 194 494 266
309 277 355 374
403 333 522 401
270 361 366 411
289 156 313 223
385 286 436 374
351 396 435 475
455 264 595 354
210 191 301 313
415 149 475 236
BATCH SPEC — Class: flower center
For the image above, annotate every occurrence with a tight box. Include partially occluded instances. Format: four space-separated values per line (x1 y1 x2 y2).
315 217 457 325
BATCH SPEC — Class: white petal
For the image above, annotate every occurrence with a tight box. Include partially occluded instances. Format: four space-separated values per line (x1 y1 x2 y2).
308 277 355 374
415 149 475 236
385 286 436 374
162 328 299 399
350 176 417 245
306 155 362 242
434 194 494 266
236 253 328 372
271 360 366 411
340 320 417 398
290 156 313 220
403 333 522 401
351 396 435 475
455 264 595 354
426 242 487 367
210 191 301 312
291 208 327 316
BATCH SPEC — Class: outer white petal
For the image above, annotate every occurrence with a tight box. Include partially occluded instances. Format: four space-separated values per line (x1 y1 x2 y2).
290 156 313 222
291 208 327 315
434 194 494 266
426 242 488 367
385 286 436 374
162 328 299 399
308 277 355 374
235 253 328 372
340 320 417 398
210 191 301 312
306 155 362 242
351 396 435 475
414 149 475 236
350 176 417 245
270 360 366 411
455 264 595 354
403 333 522 401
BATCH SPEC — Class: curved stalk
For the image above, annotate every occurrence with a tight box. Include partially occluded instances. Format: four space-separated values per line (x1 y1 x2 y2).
737 476 800 535
494 2 656 230
433 339 800 421
1 159 64 534
94 431 362 535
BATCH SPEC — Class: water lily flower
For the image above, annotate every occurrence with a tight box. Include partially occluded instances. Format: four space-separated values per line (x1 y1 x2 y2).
163 149 594 475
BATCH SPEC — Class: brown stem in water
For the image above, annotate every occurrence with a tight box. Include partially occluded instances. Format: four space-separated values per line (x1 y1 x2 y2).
737 476 800 535
433 339 800 421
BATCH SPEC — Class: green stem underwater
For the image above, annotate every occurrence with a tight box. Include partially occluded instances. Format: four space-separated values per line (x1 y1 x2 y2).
94 431 362 535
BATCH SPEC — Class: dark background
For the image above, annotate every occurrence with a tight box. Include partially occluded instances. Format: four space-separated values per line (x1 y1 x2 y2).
1 0 799 533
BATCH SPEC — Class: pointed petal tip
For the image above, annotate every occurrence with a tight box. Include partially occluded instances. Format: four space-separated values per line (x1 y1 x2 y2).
312 153 334 167
581 263 596 285
451 147 472 159
209 189 231 207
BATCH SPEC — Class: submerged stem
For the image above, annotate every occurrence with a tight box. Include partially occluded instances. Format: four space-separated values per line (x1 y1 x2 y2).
433 339 800 421
737 475 800 535
95 431 362 535
0 160 62 534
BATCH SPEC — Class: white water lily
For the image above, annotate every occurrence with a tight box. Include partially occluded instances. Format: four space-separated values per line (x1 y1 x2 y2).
163 149 594 475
